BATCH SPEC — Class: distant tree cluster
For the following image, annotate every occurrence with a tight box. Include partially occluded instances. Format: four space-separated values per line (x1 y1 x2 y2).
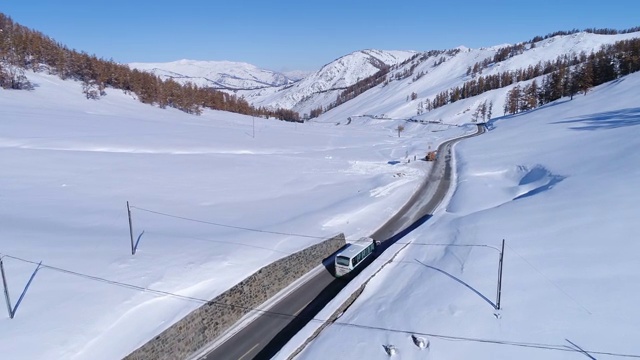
310 49 465 119
308 66 390 118
424 37 640 113
334 67 389 107
394 64 417 81
528 26 640 44
0 63 32 89
0 13 300 121
492 43 527 64
467 26 640 78
504 38 640 115
471 100 493 122
309 106 323 119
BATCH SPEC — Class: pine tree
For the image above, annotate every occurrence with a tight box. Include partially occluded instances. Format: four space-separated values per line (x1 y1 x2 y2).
522 80 538 111
578 60 594 95
505 85 521 114
487 101 493 120
471 106 481 122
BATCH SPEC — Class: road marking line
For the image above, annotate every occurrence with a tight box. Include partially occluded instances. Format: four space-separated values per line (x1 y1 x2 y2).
238 342 260 360
294 299 314 316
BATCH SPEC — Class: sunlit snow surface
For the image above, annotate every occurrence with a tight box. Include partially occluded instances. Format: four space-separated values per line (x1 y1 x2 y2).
288 73 640 360
0 71 468 360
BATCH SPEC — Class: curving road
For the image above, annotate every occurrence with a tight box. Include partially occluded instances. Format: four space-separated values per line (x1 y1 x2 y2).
199 124 485 360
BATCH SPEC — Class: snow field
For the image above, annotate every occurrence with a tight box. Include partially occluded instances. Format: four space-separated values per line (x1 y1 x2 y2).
291 72 640 360
0 70 454 360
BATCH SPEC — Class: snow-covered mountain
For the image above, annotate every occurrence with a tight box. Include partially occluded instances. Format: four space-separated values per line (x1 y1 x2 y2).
282 69 314 81
239 49 417 115
312 31 640 124
131 50 417 114
129 59 296 90
285 68 640 360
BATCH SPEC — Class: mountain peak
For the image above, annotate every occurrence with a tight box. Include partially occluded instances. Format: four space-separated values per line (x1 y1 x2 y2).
129 59 295 90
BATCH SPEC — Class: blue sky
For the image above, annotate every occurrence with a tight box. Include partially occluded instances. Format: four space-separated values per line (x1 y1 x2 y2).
2 0 639 71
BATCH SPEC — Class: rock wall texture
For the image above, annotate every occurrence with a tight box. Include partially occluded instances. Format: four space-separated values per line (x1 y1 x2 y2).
124 233 345 360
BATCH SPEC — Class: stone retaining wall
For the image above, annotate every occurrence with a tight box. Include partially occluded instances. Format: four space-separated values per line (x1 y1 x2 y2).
124 233 346 360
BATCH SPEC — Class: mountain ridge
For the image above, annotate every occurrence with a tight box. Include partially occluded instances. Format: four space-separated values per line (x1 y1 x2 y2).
129 59 297 90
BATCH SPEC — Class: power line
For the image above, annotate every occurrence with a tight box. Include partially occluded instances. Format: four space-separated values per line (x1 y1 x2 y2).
169 233 295 255
1 252 638 358
332 322 640 358
403 243 502 252
123 206 614 354
130 205 325 240
0 253 209 305
505 243 593 315
129 205 502 251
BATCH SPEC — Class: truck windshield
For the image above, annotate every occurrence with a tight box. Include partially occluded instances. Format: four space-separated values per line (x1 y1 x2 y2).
336 256 351 266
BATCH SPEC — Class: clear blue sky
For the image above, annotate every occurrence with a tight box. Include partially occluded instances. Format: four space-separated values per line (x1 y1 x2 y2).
2 0 639 71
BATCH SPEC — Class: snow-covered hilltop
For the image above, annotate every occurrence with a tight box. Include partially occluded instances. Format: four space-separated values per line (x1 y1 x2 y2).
131 32 640 122
128 59 296 90
317 31 640 125
239 49 417 115
131 50 417 117
286 68 640 360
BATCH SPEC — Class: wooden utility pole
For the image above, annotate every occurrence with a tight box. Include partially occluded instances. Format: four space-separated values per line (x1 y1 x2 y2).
0 258 13 318
127 201 135 255
496 239 505 310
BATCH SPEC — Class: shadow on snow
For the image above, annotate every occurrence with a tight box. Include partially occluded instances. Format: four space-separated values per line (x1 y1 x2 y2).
552 107 640 131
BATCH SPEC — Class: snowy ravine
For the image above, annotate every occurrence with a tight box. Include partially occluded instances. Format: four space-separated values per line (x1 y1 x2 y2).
0 70 460 360
282 72 640 360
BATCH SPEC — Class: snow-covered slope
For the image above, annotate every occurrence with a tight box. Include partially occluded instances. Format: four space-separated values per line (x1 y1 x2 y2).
286 70 640 360
236 49 417 114
0 69 463 360
314 31 640 125
129 59 295 90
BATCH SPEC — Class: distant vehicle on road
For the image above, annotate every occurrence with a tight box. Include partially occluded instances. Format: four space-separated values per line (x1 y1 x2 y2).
334 237 377 277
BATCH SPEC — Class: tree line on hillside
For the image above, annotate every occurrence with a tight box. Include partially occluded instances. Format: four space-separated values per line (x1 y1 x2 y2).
0 13 300 121
422 37 640 112
503 38 640 114
528 27 640 44
307 49 461 119
467 26 640 78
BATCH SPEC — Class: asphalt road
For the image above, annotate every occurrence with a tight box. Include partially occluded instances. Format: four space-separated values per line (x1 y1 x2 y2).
200 125 485 360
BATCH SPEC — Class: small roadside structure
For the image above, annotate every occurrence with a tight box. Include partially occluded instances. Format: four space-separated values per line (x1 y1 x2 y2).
425 151 437 161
